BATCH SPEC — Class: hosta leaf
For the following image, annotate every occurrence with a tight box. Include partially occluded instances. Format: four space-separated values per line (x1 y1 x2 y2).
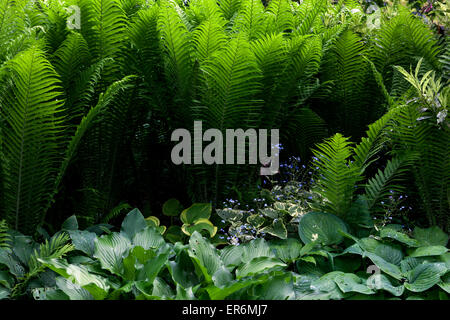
367 274 405 297
373 243 403 266
298 212 348 245
401 257 422 274
61 216 79 231
364 252 403 280
404 263 448 292
413 226 449 247
0 271 14 289
132 226 165 250
334 273 375 295
409 246 448 258
68 230 97 257
268 238 303 263
55 277 94 300
121 209 147 240
0 286 10 300
206 277 264 300
38 258 110 300
162 198 184 216
241 238 274 263
438 274 450 294
379 228 420 247
253 274 295 300
308 272 346 300
167 250 201 289
259 219 287 239
180 204 212 224
181 219 217 238
188 232 223 282
236 257 286 278
94 233 131 276
220 244 244 268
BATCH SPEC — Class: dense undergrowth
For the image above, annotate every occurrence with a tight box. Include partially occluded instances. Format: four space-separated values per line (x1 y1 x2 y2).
0 0 448 300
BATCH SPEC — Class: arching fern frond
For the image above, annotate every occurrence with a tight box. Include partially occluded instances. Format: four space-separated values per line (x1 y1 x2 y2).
0 46 65 233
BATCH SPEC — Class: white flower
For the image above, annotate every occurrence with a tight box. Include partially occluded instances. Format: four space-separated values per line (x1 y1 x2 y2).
311 233 319 241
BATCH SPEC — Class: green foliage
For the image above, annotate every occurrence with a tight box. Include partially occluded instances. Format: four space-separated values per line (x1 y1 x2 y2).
0 211 448 300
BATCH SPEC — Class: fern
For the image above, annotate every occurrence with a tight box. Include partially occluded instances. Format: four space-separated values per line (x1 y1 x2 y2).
311 133 362 217
0 46 65 233
0 220 11 251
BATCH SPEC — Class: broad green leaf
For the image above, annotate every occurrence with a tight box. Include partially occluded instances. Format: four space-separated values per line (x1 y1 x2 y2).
413 226 449 247
167 250 201 289
364 252 403 280
298 212 348 245
404 263 448 292
162 198 184 216
379 228 420 247
180 203 212 224
409 246 448 258
206 277 263 300
38 258 110 300
164 225 183 243
132 226 165 250
55 277 94 300
121 209 147 239
334 273 375 295
0 271 14 289
0 286 9 300
188 232 223 282
345 196 373 228
308 271 346 300
268 238 303 263
94 232 131 276
68 230 97 256
438 274 450 294
253 274 295 300
61 216 78 231
367 274 405 297
220 245 244 268
373 243 403 266
241 238 274 263
236 256 286 278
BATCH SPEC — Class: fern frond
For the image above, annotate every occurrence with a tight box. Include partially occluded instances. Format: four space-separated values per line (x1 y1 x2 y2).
311 133 362 217
192 18 227 62
232 0 265 40
365 153 418 212
0 220 11 251
262 0 294 35
0 46 65 233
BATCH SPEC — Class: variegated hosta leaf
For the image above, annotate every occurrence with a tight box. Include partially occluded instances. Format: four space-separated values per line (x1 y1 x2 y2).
132 226 165 250
94 232 131 276
55 276 94 300
38 258 110 300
